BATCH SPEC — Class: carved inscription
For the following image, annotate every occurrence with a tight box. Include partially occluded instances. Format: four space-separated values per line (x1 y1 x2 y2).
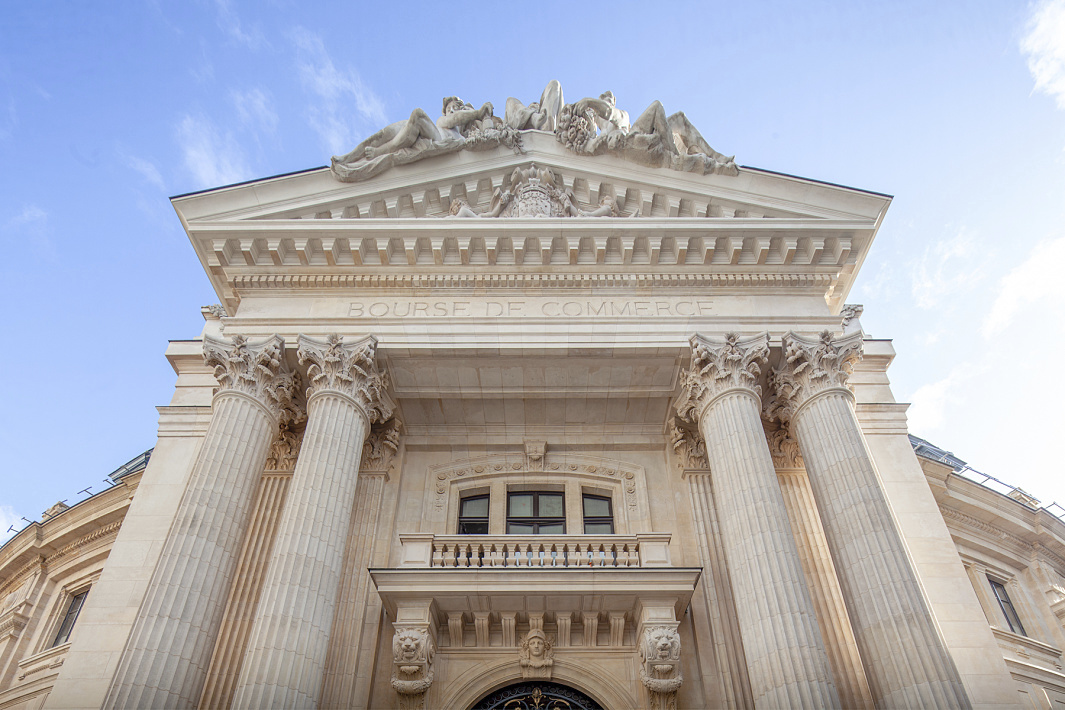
349 299 713 318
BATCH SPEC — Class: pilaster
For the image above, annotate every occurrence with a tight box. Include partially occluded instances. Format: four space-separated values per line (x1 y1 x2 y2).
678 332 840 709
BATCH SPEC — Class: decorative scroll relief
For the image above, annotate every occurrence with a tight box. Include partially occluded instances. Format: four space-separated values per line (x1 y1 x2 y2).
448 164 625 219
392 626 435 710
297 333 394 424
519 629 555 679
840 303 864 335
204 334 296 420
362 417 402 473
768 330 863 425
675 332 770 424
639 626 683 710
668 416 708 471
428 452 647 518
331 80 737 183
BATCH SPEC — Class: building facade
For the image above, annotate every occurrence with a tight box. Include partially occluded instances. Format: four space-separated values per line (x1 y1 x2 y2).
2 84 1065 709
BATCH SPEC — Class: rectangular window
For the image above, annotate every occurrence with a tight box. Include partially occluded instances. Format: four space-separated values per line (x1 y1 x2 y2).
988 578 1027 636
582 494 614 534
458 495 489 534
507 492 565 534
52 589 89 647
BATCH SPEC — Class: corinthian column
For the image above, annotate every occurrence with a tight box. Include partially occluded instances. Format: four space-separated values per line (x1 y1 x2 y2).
105 335 294 709
233 334 392 709
677 333 840 709
772 331 970 708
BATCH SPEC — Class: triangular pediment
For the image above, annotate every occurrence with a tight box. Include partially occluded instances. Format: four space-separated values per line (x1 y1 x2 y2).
173 132 890 314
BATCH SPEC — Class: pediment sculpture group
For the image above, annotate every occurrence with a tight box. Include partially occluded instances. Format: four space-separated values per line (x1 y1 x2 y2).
331 80 738 186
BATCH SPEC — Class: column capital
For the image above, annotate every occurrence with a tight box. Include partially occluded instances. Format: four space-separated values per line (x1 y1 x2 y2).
204 334 295 420
297 334 394 424
677 332 769 423
770 330 863 423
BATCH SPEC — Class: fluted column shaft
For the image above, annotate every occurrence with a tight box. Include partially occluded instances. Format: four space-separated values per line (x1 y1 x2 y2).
793 390 970 708
680 333 840 709
105 335 290 709
233 334 391 709
775 330 970 709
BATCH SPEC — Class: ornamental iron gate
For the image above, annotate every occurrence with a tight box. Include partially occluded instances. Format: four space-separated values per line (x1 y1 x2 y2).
470 681 605 710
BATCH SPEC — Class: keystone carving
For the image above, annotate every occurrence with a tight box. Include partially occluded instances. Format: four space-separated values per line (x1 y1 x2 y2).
297 334 394 424
362 417 402 472
203 334 295 420
676 332 770 423
769 330 863 425
391 626 434 710
668 417 708 471
639 626 683 710
518 628 554 679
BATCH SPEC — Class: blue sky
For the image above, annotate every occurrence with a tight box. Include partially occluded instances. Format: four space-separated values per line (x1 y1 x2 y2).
2 1 1064 541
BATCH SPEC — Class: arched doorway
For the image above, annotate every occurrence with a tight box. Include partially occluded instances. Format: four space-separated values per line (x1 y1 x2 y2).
470 681 605 710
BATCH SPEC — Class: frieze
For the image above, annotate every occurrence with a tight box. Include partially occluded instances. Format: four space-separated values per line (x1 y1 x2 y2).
349 298 714 319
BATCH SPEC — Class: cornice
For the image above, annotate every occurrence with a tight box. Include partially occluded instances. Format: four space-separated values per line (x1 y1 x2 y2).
941 506 1065 572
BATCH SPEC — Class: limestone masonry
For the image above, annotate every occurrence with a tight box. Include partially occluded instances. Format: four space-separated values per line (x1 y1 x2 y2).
2 82 1064 709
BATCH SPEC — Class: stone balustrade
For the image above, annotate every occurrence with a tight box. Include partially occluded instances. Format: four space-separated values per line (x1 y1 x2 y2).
398 533 672 569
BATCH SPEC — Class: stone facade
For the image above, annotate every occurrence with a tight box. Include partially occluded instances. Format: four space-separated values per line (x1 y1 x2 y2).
1 84 1064 708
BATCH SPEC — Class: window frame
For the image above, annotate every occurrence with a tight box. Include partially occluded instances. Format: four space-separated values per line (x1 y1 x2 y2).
51 587 90 648
458 494 490 534
506 491 567 535
988 577 1027 636
582 493 614 534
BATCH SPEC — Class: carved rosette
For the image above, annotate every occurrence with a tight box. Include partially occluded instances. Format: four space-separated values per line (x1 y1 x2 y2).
676 332 770 424
391 626 434 710
769 330 863 425
203 334 295 420
518 629 554 679
297 334 394 424
361 417 402 473
639 626 683 710
668 416 708 471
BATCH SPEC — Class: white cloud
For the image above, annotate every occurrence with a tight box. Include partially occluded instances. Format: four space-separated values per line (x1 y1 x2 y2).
291 27 386 154
910 231 985 310
125 155 165 190
9 204 46 227
176 114 251 188
0 504 23 544
1021 0 1065 110
231 88 278 135
907 363 983 433
213 0 266 50
983 236 1065 335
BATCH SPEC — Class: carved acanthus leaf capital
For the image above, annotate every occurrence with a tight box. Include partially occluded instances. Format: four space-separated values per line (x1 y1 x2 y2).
362 418 402 472
676 332 769 423
770 330 863 424
763 417 804 469
668 417 708 471
298 334 394 424
204 334 295 420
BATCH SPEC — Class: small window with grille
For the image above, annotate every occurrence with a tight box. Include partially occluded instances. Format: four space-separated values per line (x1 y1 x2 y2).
582 494 614 534
52 588 89 647
458 495 489 534
506 492 565 534
988 577 1027 636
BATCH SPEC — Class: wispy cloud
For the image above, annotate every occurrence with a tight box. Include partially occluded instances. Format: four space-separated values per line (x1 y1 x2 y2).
125 154 166 190
907 362 983 433
176 114 251 187
4 204 52 256
910 231 985 310
291 27 386 154
231 88 278 136
1021 0 1065 110
983 236 1065 335
0 504 24 544
213 0 266 50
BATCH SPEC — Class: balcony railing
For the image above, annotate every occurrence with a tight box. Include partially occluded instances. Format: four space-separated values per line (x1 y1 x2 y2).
397 533 672 569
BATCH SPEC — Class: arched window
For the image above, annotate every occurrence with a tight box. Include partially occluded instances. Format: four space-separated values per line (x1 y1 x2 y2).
470 681 605 710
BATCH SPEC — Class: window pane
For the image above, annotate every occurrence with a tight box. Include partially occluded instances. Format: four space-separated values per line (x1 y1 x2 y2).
508 522 535 534
584 521 614 534
538 523 565 535
53 590 89 647
509 494 533 518
459 521 488 534
583 496 610 518
538 494 564 518
461 497 489 518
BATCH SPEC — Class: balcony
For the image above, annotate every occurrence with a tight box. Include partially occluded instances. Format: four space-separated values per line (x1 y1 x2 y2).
397 533 673 569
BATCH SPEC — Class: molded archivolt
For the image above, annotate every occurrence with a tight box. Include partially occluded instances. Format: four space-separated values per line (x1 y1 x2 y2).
438 656 636 710
423 452 652 533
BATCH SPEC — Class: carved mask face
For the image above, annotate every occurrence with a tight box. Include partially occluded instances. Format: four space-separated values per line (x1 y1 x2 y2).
654 632 673 658
397 632 421 661
529 637 544 657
